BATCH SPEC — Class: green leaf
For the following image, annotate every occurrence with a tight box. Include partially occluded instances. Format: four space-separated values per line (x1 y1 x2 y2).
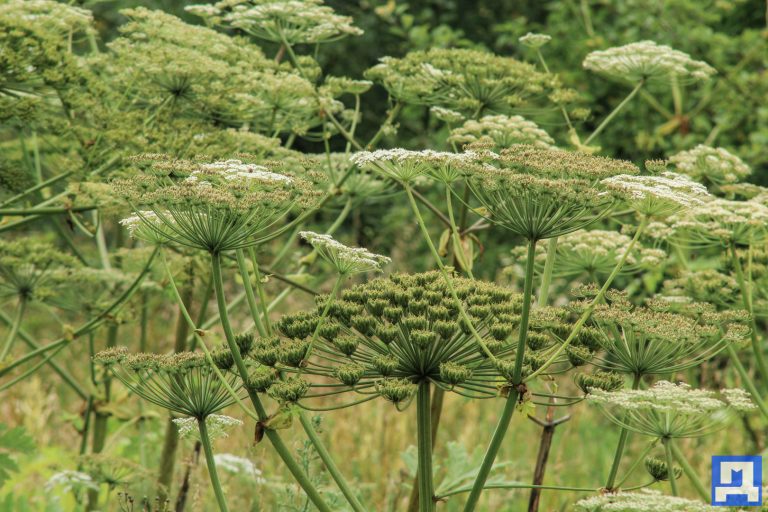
0 423 35 488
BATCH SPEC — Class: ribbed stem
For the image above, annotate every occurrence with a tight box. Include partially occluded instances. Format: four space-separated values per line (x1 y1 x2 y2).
210 252 332 512
462 239 537 512
663 438 678 496
197 418 229 512
0 298 26 360
670 439 709 501
417 382 435 512
604 374 642 490
584 80 644 145
731 244 768 386
537 238 558 306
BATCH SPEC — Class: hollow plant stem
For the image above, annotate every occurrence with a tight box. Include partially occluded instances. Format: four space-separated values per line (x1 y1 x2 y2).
235 249 267 337
157 273 194 503
730 244 768 387
197 418 229 512
0 298 26 360
604 374 642 491
403 184 494 359
234 254 364 511
210 252 332 512
663 438 679 496
462 239 537 512
417 382 435 512
725 344 768 420
614 440 657 489
584 80 645 146
526 217 649 382
537 238 558 306
670 439 709 501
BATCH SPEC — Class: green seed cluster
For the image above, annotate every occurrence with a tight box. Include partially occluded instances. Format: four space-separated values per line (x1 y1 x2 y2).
251 271 567 405
94 347 241 419
365 48 569 115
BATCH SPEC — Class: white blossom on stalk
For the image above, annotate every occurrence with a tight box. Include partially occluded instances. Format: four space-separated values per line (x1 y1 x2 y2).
575 489 717 511
583 41 716 83
173 415 243 440
299 231 390 275
669 145 751 187
602 172 712 217
213 454 266 482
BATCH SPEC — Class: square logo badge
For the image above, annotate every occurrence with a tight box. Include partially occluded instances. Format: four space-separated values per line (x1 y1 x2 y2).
712 455 762 506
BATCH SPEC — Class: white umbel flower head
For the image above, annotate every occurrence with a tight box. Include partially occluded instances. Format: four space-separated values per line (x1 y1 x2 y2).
669 145 751 187
350 148 475 184
668 198 768 247
583 41 716 84
187 0 363 45
299 231 390 275
519 32 552 49
173 414 243 440
575 489 717 511
602 172 712 217
46 470 99 492
213 454 265 482
448 115 555 150
588 381 754 439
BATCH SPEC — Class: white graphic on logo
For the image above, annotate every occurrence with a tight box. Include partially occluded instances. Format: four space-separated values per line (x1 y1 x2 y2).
714 461 760 503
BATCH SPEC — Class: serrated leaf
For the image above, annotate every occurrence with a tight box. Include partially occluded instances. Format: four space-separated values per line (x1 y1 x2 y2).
0 423 35 489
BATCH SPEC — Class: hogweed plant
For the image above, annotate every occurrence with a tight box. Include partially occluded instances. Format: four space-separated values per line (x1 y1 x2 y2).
1 2 767 511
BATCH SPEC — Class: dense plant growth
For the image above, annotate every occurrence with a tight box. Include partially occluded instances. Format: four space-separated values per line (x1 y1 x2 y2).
1 0 768 510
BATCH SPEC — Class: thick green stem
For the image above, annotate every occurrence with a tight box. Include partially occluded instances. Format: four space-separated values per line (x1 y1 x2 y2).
731 244 768 386
604 374 642 490
210 252 332 512
462 239 537 512
417 382 435 512
157 277 194 502
461 389 519 512
537 238 558 306
403 185 494 359
298 413 367 512
663 438 678 496
584 80 644 146
235 249 267 337
197 418 230 512
526 217 648 382
445 187 473 278
726 344 768 420
0 299 26 360
614 440 656 489
670 439 709 501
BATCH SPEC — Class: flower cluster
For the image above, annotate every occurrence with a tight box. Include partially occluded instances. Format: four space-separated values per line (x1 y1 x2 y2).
510 229 666 280
589 381 754 439
115 156 323 252
664 198 768 247
586 301 744 376
94 347 243 419
583 41 716 84
250 271 565 405
350 148 478 184
365 48 565 115
669 145 751 188
602 172 712 217
187 0 363 45
0 237 79 301
575 489 716 511
98 8 338 134
518 33 552 49
468 145 639 240
173 415 243 440
448 115 555 150
299 232 391 275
